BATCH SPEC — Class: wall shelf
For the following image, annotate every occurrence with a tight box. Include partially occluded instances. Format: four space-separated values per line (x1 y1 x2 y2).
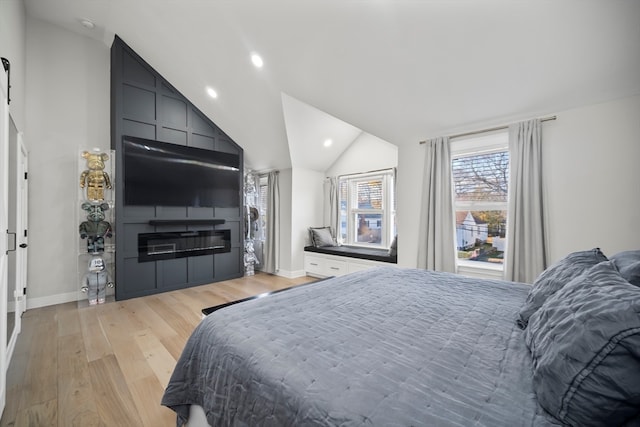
148 219 226 226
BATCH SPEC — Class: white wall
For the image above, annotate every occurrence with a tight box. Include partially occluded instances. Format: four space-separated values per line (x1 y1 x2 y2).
289 167 324 275
326 132 398 177
277 169 293 275
324 132 398 234
542 95 640 263
397 94 640 269
396 138 425 268
0 0 26 131
25 17 110 305
279 134 397 278
15 14 640 303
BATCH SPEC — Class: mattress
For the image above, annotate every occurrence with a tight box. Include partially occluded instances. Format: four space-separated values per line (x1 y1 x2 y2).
162 266 558 426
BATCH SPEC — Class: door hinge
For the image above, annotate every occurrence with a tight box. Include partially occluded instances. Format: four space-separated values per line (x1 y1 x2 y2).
24 229 27 237
23 287 26 295
24 172 28 180
1 57 10 105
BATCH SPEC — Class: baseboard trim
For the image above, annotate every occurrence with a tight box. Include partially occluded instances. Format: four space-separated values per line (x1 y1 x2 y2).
275 269 306 279
26 291 80 310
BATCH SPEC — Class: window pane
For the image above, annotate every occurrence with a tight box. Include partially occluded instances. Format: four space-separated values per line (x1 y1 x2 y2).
452 151 508 203
355 213 383 244
338 170 394 248
257 184 268 241
355 179 383 209
339 181 347 241
456 210 506 264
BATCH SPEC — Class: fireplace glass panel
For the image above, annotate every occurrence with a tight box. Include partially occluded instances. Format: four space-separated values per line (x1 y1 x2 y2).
138 229 231 262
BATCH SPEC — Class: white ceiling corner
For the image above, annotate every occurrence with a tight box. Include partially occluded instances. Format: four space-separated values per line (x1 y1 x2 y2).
23 0 640 173
282 93 363 172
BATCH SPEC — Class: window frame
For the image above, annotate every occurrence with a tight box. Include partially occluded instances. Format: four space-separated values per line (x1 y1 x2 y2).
450 131 509 276
338 169 395 249
256 175 268 242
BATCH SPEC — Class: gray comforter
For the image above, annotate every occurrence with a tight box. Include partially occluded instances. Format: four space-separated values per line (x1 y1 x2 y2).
162 267 558 426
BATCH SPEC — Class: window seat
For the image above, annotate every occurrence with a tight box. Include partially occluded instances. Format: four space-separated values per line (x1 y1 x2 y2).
304 245 397 263
303 246 396 277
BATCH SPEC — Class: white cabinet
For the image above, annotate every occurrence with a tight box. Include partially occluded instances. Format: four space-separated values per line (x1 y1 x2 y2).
325 259 347 276
347 259 380 274
304 252 389 278
304 255 325 277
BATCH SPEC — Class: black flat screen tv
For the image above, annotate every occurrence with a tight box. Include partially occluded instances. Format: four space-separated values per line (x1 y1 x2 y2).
122 136 241 208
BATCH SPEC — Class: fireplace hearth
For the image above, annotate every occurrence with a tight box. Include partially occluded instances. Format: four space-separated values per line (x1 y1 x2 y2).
138 230 231 262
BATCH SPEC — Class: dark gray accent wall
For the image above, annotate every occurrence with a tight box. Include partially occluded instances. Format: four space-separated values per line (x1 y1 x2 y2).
111 35 244 301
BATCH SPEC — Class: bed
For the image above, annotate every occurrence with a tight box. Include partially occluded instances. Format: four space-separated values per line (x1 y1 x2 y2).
162 249 640 427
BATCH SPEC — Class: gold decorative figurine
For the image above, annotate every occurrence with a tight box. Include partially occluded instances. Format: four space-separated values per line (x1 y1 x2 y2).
80 151 112 201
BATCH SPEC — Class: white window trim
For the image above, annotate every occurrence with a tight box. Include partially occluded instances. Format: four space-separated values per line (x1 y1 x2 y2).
450 131 509 278
339 169 395 249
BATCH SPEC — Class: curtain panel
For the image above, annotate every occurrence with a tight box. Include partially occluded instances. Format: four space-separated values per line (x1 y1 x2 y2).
262 171 280 274
505 119 547 283
325 176 340 242
417 137 456 272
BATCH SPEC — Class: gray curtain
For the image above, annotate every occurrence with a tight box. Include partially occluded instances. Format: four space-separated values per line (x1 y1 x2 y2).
505 119 546 283
262 171 280 274
417 137 456 272
327 177 340 243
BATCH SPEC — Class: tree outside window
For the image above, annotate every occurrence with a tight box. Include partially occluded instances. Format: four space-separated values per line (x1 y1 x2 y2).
451 133 509 268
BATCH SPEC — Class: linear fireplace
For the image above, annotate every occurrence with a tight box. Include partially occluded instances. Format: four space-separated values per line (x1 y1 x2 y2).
138 230 231 263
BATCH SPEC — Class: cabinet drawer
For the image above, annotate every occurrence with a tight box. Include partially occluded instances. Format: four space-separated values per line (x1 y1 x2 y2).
325 259 347 276
348 260 377 274
304 255 325 276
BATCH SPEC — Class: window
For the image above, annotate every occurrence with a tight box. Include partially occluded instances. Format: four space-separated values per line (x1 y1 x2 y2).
256 176 268 241
451 132 509 270
338 169 396 248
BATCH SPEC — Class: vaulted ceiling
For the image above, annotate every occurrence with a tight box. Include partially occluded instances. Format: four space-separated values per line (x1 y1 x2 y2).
24 0 640 171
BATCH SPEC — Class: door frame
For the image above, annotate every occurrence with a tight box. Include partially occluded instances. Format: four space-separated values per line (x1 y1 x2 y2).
5 130 27 366
15 134 27 317
0 57 10 420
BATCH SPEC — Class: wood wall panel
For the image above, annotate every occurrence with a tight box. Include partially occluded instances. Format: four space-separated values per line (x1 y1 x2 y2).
111 35 244 300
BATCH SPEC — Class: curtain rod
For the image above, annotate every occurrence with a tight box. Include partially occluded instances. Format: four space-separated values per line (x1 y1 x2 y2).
419 115 557 144
336 167 395 180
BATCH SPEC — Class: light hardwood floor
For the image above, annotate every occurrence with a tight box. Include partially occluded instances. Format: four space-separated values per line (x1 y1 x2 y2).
0 273 315 427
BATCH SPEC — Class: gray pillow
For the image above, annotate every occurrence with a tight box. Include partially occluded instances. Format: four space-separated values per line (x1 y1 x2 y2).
610 250 640 287
309 227 336 247
525 261 640 426
517 248 607 329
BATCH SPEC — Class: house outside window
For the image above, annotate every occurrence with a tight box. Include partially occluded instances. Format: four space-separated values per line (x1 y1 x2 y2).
451 131 509 274
339 169 395 249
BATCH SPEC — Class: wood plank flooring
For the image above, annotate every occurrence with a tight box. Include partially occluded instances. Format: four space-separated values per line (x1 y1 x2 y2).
0 273 315 427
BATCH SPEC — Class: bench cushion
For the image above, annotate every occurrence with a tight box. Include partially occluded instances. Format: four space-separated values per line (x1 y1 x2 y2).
304 245 397 264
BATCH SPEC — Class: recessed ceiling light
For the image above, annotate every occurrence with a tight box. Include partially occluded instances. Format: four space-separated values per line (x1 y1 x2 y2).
79 18 95 29
324 139 333 147
251 53 264 68
206 87 218 98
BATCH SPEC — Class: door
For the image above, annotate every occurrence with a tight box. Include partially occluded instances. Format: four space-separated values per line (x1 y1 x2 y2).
5 121 27 365
0 58 10 420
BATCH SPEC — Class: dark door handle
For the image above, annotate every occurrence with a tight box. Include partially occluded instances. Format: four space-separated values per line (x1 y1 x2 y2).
19 243 28 248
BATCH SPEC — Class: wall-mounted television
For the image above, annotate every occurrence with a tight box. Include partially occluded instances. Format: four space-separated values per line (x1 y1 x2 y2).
122 136 241 208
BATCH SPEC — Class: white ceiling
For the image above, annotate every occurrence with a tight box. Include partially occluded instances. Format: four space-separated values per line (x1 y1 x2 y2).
24 0 640 172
